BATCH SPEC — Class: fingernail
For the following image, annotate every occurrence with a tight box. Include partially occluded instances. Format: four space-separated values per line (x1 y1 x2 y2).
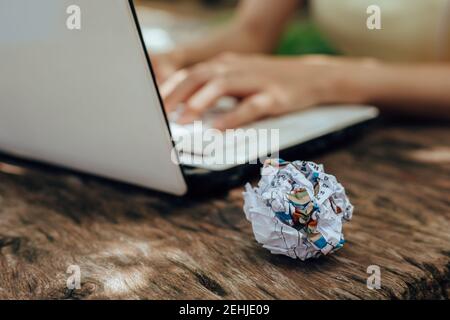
188 99 203 111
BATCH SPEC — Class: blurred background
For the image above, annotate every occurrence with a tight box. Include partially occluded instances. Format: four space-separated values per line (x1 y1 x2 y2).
135 0 337 56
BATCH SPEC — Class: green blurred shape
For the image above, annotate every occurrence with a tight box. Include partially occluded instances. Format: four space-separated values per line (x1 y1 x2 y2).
209 13 339 56
276 20 339 56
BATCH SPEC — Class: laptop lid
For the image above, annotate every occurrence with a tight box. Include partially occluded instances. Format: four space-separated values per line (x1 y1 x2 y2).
0 0 187 195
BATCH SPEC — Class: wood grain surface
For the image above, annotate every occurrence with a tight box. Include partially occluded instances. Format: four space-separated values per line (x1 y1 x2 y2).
0 122 449 300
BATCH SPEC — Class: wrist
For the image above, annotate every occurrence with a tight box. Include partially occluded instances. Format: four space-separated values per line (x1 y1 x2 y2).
341 58 388 105
236 23 276 54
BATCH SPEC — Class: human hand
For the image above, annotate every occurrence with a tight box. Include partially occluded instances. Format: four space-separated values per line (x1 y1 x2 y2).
151 51 186 84
160 53 368 129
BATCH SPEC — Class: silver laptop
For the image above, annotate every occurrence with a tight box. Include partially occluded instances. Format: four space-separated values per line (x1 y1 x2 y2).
0 0 378 196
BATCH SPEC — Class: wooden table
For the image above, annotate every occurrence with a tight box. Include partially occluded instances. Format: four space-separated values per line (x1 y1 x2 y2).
0 121 449 300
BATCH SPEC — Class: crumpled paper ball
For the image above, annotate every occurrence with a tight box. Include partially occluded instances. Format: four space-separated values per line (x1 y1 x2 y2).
243 159 353 261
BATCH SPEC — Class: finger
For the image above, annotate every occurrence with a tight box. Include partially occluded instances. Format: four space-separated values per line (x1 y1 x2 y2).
158 70 190 111
185 76 259 115
154 63 174 85
150 54 174 85
176 112 203 125
160 66 213 111
213 93 276 130
150 56 164 84
177 77 260 124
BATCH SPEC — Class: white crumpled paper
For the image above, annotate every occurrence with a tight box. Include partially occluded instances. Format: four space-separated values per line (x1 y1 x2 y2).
243 159 353 261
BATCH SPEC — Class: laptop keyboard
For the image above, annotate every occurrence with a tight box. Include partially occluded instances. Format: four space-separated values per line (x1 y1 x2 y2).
169 105 379 158
168 97 240 156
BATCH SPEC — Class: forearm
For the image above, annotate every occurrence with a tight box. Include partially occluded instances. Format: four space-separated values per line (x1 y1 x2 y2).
358 62 450 119
174 0 300 67
173 23 270 67
333 59 450 120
